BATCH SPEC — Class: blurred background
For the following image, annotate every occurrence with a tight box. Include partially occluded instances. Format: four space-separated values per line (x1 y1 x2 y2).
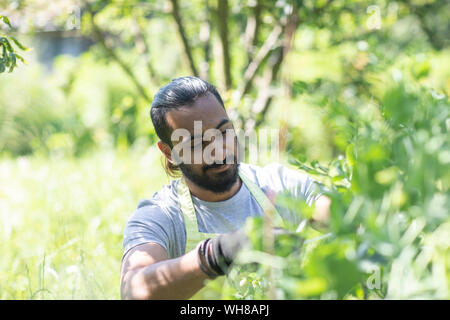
0 0 449 299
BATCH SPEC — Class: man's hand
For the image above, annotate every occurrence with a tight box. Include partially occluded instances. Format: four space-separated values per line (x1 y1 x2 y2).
207 228 248 275
310 195 332 231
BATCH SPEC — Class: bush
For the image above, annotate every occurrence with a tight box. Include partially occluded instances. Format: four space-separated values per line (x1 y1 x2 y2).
0 54 157 157
219 80 449 300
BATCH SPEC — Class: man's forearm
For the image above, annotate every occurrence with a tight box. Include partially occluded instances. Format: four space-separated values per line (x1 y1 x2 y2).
121 247 210 300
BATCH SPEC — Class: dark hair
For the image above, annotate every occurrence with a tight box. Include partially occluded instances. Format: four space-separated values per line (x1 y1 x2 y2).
150 76 225 175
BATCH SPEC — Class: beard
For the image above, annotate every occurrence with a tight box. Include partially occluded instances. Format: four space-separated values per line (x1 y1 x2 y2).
179 156 240 194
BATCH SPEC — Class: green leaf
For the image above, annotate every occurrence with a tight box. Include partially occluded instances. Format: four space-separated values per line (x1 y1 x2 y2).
412 60 430 80
8 52 16 72
14 53 27 64
8 36 30 51
304 242 363 299
1 42 6 59
0 16 12 28
0 38 13 52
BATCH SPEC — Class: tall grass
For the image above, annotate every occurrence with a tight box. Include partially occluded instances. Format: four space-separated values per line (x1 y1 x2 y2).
0 148 168 299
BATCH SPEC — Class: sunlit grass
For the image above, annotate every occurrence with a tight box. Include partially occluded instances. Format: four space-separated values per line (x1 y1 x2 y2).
0 147 169 299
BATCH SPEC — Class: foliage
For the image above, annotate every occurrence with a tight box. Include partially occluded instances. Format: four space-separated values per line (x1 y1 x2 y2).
0 55 156 156
1 0 449 158
0 0 449 300
0 15 29 73
220 79 450 300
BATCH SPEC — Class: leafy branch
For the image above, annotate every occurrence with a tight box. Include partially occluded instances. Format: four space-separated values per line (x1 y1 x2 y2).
0 15 30 73
83 1 151 103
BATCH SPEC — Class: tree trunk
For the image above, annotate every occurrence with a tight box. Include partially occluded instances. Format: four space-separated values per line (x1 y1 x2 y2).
170 0 199 76
217 0 232 90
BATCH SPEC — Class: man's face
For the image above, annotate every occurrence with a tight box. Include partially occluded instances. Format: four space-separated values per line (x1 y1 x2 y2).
164 92 240 193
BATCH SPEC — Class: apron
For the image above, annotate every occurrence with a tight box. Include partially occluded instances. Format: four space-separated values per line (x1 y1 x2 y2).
176 166 284 299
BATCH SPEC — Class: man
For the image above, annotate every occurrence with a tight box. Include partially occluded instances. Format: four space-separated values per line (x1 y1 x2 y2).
120 76 331 300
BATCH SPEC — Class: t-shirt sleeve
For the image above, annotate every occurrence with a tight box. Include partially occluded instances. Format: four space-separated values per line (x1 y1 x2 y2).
263 163 326 201
122 200 172 260
261 163 328 224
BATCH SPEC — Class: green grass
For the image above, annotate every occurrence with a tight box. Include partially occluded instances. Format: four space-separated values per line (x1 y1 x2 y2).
0 148 169 299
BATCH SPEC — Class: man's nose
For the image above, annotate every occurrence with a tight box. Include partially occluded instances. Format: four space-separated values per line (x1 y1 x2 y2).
209 135 227 163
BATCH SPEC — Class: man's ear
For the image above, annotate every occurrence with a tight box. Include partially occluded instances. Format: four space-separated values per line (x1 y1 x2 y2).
157 141 174 164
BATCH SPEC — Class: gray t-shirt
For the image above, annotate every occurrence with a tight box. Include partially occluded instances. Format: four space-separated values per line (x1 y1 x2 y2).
122 162 325 259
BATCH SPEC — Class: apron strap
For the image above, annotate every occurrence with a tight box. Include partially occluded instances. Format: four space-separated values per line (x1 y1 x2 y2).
177 175 214 253
238 168 285 228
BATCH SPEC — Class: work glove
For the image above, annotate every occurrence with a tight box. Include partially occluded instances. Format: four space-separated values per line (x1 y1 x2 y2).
197 227 303 279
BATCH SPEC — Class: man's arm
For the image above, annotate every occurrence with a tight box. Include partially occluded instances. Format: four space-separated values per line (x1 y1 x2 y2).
120 242 209 300
120 217 314 299
120 228 262 299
